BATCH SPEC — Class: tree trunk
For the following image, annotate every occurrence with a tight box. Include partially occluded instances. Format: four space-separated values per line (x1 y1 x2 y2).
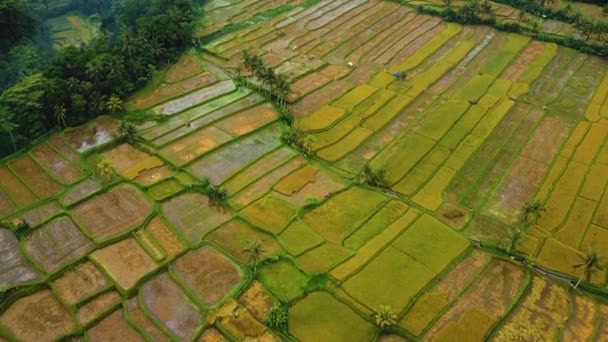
574 275 583 289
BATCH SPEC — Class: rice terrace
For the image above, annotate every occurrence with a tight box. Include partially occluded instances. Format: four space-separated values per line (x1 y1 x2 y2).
2 0 608 340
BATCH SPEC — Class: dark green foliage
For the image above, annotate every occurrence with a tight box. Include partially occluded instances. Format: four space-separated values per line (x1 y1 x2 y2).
280 126 314 158
573 249 605 289
117 121 138 144
0 0 36 53
266 303 288 332
0 0 198 157
187 179 227 202
363 165 389 188
244 239 265 274
522 199 545 225
206 184 227 202
0 217 29 237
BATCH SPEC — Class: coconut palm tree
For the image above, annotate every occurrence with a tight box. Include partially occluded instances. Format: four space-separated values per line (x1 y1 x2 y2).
118 121 137 144
244 240 265 274
105 95 123 114
97 159 114 180
374 305 397 329
0 111 17 152
54 105 67 127
503 226 525 253
573 249 605 289
522 199 545 225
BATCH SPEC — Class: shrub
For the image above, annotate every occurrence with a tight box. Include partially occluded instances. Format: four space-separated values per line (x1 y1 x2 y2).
363 165 389 188
280 126 314 158
267 303 289 332
374 305 397 329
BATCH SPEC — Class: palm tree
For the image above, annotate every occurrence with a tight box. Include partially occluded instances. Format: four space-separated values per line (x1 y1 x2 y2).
0 111 17 152
86 58 106 85
374 305 397 329
244 240 265 274
573 249 604 289
363 165 388 188
97 159 114 180
522 199 545 225
503 226 525 253
105 95 123 113
275 74 291 108
54 105 67 127
118 121 137 144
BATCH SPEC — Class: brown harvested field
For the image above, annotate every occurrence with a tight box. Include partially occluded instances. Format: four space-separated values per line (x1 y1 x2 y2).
492 276 570 341
52 261 111 306
31 142 83 184
0 189 16 219
87 309 143 341
144 217 186 261
133 165 176 186
166 54 204 83
275 168 346 206
0 229 42 287
64 116 120 153
198 328 229 341
329 6 410 63
214 103 278 136
24 216 94 273
135 84 182 109
483 157 548 224
72 184 153 243
60 179 102 207
0 290 76 341
347 11 415 63
162 192 232 246
205 219 284 264
17 201 62 227
274 165 318 196
76 291 121 326
140 273 203 340
222 147 296 194
384 20 446 67
47 135 79 161
238 281 273 322
176 73 217 92
500 41 544 81
423 260 528 341
562 294 599 342
597 305 608 341
101 143 150 174
9 155 62 197
400 251 492 335
291 72 331 99
291 80 353 117
125 298 170 341
364 15 431 64
90 238 159 293
159 126 233 166
173 245 243 306
0 167 38 207
230 157 306 209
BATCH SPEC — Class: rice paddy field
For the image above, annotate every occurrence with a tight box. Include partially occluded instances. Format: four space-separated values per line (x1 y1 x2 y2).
3 0 608 340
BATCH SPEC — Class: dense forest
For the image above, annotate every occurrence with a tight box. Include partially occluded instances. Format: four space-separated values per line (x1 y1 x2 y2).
0 0 200 156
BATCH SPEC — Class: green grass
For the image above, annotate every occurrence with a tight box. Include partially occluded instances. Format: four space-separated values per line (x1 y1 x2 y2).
278 220 324 256
302 187 386 243
342 246 436 311
391 215 469 273
289 292 376 342
296 242 352 274
344 201 410 250
258 260 310 302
